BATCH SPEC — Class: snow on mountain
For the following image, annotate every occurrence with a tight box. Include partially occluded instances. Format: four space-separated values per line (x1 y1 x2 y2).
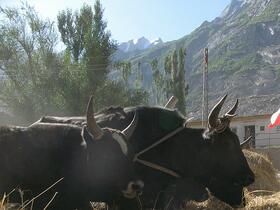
150 38 163 47
118 37 163 52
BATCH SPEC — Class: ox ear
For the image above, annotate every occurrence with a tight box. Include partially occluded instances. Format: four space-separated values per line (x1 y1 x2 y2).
240 136 252 149
86 96 104 139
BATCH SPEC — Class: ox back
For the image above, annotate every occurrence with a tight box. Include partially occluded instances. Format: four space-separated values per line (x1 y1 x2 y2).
37 102 255 209
0 98 144 210
0 125 92 209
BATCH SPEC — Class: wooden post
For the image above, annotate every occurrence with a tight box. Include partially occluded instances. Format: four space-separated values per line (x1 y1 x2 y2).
202 48 209 128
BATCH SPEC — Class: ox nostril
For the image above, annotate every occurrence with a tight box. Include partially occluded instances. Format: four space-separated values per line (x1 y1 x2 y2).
131 180 144 193
131 183 141 191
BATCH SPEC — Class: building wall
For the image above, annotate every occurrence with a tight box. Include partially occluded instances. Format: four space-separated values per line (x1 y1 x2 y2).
188 115 280 148
231 118 280 148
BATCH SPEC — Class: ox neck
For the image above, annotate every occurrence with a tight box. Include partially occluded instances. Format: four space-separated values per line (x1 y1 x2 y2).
196 136 218 186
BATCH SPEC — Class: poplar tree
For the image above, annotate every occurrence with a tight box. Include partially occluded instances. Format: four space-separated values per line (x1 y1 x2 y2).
135 61 143 90
164 55 173 100
163 48 187 114
177 48 187 115
58 1 117 95
151 58 164 105
83 0 117 91
57 5 92 62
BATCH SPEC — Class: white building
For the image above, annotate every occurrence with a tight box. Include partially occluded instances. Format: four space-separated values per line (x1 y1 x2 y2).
188 114 280 148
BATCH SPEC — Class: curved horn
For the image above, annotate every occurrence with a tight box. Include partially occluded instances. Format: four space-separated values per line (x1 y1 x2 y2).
208 94 227 129
225 99 238 117
122 112 138 139
240 136 252 149
86 96 104 139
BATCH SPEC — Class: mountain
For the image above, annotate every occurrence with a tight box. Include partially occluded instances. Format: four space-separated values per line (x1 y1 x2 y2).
115 0 280 119
118 37 163 52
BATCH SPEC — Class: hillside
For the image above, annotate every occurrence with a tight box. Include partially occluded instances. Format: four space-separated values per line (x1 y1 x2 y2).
115 0 280 118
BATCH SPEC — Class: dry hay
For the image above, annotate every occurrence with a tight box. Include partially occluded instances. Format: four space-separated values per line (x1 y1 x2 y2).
90 202 107 210
243 149 280 192
245 191 280 210
183 190 280 210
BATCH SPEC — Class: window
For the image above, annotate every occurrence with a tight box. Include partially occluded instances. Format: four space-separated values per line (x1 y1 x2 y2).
260 126 265 132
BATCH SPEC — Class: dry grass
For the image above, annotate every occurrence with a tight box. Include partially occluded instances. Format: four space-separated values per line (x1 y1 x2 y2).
1 150 280 210
183 190 280 210
244 149 280 192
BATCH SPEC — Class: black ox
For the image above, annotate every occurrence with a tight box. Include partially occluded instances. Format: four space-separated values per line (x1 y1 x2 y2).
37 95 255 209
0 96 144 210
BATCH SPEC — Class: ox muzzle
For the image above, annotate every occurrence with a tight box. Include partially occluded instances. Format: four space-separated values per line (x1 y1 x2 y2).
122 180 144 199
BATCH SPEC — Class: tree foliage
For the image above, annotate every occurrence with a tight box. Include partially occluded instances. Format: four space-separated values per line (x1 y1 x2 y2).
56 1 148 112
57 5 92 62
0 3 61 122
113 61 132 87
0 1 148 124
162 48 188 114
150 58 164 105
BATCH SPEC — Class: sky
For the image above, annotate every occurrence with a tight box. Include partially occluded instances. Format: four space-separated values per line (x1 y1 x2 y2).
1 0 231 43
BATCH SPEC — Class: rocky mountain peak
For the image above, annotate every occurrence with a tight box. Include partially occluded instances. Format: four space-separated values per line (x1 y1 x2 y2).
118 37 163 53
220 0 272 20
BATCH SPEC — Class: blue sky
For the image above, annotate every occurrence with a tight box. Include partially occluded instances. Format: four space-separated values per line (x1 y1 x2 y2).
1 0 231 43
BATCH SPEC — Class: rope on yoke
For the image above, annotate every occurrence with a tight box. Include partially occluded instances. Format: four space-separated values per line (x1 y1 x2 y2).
134 158 181 178
133 126 185 178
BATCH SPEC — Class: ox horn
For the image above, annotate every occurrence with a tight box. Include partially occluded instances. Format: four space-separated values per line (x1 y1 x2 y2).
86 96 104 139
122 112 138 139
240 136 252 149
225 99 238 118
208 94 227 129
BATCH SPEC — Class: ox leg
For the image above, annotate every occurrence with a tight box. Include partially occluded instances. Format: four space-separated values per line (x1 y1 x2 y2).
158 178 208 210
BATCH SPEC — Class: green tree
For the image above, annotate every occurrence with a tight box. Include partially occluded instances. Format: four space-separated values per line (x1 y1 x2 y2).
0 3 62 122
177 48 187 114
94 80 149 108
164 54 173 99
113 61 132 87
171 50 178 83
58 1 117 95
134 61 143 90
57 5 92 62
150 58 164 105
162 48 187 114
57 1 147 111
83 0 117 92
0 1 148 123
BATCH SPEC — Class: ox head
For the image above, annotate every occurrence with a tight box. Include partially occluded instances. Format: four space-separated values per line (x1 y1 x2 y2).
204 95 254 207
82 96 143 199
